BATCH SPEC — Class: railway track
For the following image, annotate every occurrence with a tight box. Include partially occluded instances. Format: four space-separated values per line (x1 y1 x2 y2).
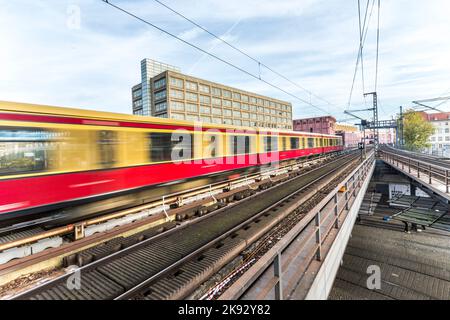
382 146 450 168
11 151 361 300
0 151 351 268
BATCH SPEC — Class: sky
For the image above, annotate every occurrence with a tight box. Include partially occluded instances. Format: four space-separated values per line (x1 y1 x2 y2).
1 0 450 124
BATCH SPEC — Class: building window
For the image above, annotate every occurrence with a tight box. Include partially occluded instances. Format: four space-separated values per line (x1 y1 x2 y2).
154 90 166 101
212 117 222 124
133 89 142 99
186 81 198 91
186 103 198 113
233 110 241 118
242 104 249 111
172 113 185 120
154 78 166 90
199 95 211 104
200 116 211 122
257 98 263 105
170 77 183 88
250 105 256 112
186 92 198 102
223 109 232 117
200 106 211 114
212 108 222 115
186 114 199 121
264 100 270 107
133 99 143 108
212 97 221 106
212 87 221 96
241 95 249 102
156 113 168 118
242 112 249 119
222 90 232 98
223 118 233 125
233 92 241 100
170 100 185 111
155 102 167 113
199 84 210 93
232 101 241 108
169 89 184 99
233 119 242 126
223 100 232 107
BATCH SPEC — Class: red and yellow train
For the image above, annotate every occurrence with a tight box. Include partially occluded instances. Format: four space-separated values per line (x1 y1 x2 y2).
0 101 343 223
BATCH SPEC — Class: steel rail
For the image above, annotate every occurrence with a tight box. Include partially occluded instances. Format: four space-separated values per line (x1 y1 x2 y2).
11 152 358 300
0 151 350 252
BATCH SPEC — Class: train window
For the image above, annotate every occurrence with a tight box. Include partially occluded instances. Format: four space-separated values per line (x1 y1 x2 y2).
149 132 194 162
172 133 194 159
149 132 171 162
263 136 278 152
281 137 287 151
307 137 314 149
290 137 299 150
203 134 218 158
0 128 54 175
230 135 250 155
98 130 117 167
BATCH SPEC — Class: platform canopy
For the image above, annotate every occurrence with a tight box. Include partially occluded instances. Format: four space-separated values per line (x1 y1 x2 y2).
389 195 450 231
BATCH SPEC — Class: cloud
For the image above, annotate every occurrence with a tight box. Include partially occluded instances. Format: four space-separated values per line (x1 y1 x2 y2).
0 0 449 122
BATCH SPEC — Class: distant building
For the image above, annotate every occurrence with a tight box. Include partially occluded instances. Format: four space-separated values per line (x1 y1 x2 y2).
292 116 336 135
335 123 358 133
425 112 450 156
335 123 361 148
131 59 293 129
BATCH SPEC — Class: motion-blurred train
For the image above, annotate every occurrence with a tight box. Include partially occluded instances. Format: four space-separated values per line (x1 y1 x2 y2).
0 101 343 224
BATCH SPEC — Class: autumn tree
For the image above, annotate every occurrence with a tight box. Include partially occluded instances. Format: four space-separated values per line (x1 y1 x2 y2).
402 110 434 151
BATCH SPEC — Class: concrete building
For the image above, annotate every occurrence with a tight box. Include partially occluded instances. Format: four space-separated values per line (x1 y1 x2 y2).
426 112 450 156
131 59 293 129
335 123 361 148
292 116 336 134
132 59 181 116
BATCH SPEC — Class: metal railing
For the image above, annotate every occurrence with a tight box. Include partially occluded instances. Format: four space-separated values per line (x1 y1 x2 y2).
220 151 375 300
379 149 450 193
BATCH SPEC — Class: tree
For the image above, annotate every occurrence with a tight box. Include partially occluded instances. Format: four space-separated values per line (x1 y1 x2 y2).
402 110 434 151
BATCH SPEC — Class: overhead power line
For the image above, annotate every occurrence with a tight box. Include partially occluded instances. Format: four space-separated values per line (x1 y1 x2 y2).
347 0 376 108
357 0 369 97
152 0 339 110
100 0 331 115
374 0 381 91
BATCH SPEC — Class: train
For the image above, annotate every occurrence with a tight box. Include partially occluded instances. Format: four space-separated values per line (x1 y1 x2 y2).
0 101 343 224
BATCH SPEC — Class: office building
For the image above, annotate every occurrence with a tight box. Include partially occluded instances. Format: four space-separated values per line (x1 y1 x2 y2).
131 59 293 129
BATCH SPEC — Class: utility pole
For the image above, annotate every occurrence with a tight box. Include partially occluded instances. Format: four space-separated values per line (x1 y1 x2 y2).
398 106 404 148
364 92 379 153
